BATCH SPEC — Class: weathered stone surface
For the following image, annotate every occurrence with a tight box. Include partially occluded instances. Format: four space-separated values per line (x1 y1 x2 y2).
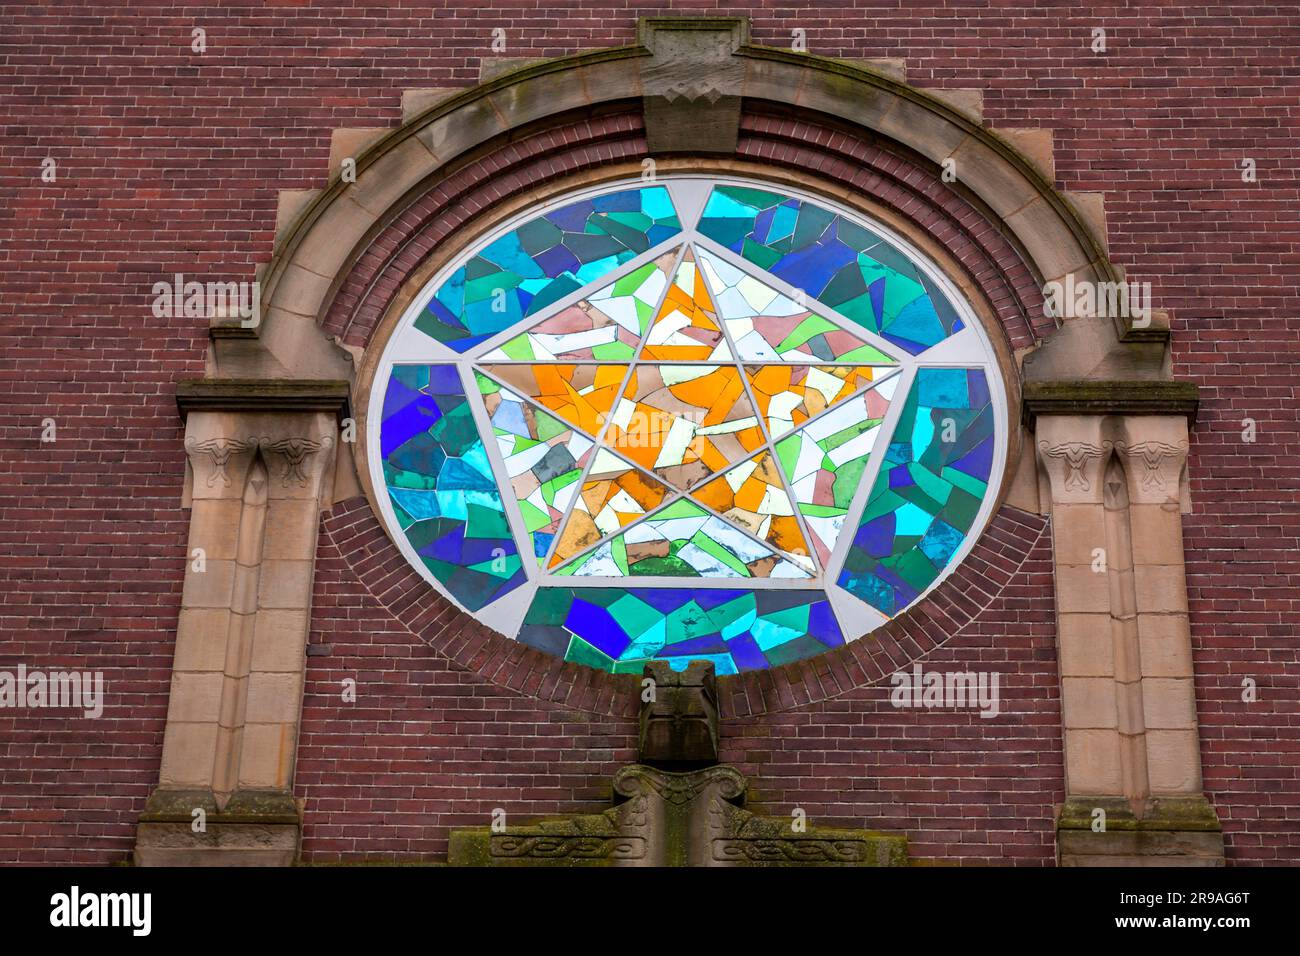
1142 678 1198 730
177 380 349 421
844 57 906 83
291 193 377 287
1006 196 1095 281
415 93 509 160
1065 729 1124 795
1023 312 1171 382
1059 828 1225 866
179 560 236 610
344 134 437 218
1136 613 1195 677
1057 796 1223 866
1057 613 1115 678
400 87 456 122
135 788 302 866
157 723 219 789
173 609 233 673
1061 677 1119 730
644 93 741 155
449 764 907 867
639 660 718 768
1050 503 1108 565
994 127 1055 181
1145 729 1204 793
947 133 1040 217
1066 191 1108 253
925 87 983 121
264 262 333 323
274 188 320 243
640 17 745 154
1055 564 1111 614
328 127 388 177
479 57 554 84
135 822 299 867
483 61 608 136
880 94 969 164
1024 381 1199 425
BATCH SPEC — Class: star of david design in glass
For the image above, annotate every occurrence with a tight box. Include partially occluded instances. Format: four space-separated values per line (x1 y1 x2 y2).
368 177 1008 674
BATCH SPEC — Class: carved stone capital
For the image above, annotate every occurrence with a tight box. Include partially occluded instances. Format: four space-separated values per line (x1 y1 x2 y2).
184 411 338 502
1114 417 1190 505
612 764 746 807
1035 416 1112 505
184 435 259 493
258 434 336 490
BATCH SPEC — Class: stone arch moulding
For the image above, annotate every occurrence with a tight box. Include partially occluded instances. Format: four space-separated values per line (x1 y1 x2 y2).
237 15 1165 387
146 16 1218 867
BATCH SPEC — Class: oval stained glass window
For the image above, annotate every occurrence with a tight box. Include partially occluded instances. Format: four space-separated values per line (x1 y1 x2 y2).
367 176 1008 674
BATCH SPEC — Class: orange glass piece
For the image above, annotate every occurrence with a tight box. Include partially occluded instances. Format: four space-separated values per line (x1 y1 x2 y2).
605 365 764 489
639 250 730 361
745 365 880 436
548 450 674 568
691 450 814 570
477 364 628 436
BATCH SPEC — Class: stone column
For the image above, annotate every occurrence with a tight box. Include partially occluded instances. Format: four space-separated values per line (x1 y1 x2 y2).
135 381 346 866
1036 415 1125 798
1115 417 1203 797
1028 383 1223 865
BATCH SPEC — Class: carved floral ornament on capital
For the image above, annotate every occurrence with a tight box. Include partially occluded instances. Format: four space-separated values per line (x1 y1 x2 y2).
1116 440 1189 494
613 765 747 806
185 435 335 488
1039 438 1187 497
1038 441 1110 492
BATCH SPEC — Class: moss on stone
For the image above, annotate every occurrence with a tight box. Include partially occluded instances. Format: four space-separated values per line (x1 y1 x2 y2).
1057 796 1221 832
1023 379 1199 425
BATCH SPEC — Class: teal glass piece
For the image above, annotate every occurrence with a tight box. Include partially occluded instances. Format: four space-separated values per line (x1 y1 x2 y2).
838 368 994 615
380 365 525 610
698 185 964 353
516 586 844 674
415 187 681 351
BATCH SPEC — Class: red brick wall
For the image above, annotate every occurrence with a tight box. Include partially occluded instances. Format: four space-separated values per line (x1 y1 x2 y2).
1 3 1295 865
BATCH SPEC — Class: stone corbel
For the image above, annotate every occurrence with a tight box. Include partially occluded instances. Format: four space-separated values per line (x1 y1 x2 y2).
1027 382 1223 866
135 380 348 866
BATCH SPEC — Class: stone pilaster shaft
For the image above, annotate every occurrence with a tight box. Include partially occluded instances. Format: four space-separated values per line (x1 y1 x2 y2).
162 410 336 800
1114 417 1200 796
1037 414 1202 802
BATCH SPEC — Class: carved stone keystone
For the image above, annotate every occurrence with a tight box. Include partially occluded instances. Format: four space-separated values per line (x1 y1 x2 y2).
639 660 719 769
639 18 747 154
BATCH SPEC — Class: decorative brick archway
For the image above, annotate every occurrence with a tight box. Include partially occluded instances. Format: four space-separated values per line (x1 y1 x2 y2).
137 17 1219 866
